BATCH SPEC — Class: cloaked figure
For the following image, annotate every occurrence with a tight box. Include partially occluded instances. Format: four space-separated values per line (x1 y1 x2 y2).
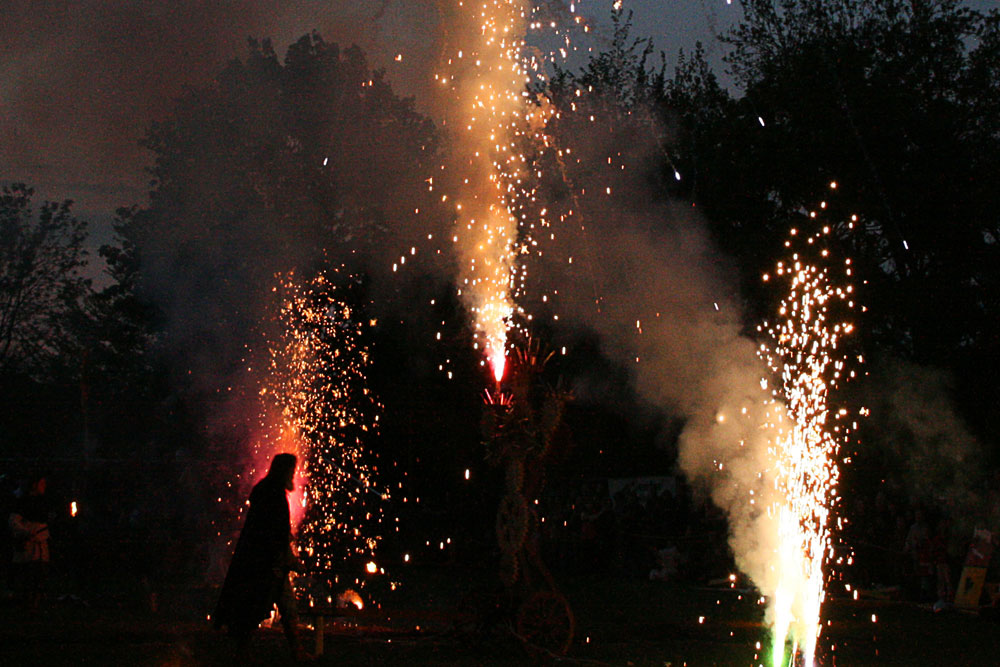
213 453 306 659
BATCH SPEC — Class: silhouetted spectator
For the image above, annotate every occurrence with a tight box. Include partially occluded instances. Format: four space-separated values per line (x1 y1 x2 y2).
213 454 307 659
8 475 52 609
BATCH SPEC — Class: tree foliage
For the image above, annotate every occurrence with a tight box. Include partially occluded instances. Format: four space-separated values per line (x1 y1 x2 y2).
0 183 90 381
124 33 441 387
716 0 1000 363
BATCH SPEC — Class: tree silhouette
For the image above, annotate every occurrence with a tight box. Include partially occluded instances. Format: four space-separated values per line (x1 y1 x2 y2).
717 0 1000 364
123 33 440 390
540 2 1000 442
0 183 90 380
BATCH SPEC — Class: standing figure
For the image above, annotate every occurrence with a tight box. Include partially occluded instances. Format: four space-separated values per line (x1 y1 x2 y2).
213 453 306 658
9 475 52 610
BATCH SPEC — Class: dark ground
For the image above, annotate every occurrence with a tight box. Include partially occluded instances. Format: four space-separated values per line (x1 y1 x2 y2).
2 567 999 666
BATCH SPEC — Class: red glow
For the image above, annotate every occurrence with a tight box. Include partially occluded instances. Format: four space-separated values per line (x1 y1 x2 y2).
288 473 307 528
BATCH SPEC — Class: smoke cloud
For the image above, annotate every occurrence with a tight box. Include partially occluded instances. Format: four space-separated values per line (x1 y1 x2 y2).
116 26 455 472
527 112 792 626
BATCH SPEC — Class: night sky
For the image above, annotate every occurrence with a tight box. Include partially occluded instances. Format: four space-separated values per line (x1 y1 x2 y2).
1 1 993 222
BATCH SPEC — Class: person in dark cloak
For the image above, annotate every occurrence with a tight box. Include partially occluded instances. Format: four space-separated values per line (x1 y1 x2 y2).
213 453 306 658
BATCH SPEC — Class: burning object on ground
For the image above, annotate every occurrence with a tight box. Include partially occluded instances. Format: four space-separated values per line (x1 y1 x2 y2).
337 588 364 611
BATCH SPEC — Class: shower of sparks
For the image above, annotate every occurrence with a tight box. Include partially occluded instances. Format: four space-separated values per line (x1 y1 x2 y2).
435 0 586 382
757 218 859 667
262 268 390 595
438 0 533 382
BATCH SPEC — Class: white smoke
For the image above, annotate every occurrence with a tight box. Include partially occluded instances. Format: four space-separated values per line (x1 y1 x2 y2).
529 185 789 612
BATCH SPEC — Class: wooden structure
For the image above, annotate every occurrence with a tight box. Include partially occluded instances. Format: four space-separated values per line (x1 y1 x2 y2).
481 340 575 656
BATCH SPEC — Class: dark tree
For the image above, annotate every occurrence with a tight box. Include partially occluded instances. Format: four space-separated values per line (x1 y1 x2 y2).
539 1 1000 453
716 0 1000 366
75 206 165 455
123 34 441 391
0 184 90 381
110 35 469 563
0 184 94 456
542 11 672 216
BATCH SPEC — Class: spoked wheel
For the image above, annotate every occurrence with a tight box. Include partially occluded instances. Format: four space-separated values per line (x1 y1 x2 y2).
505 457 525 493
499 551 520 587
515 590 575 656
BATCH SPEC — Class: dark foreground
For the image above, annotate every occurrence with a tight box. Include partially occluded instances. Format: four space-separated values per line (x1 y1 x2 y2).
2 568 998 666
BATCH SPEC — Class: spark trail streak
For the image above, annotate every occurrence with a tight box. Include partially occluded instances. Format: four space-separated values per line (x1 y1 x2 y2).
759 221 857 666
439 0 533 381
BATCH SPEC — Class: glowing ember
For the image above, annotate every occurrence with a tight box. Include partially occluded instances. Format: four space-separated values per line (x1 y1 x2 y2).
337 588 364 611
490 349 507 383
758 218 858 666
69 501 78 517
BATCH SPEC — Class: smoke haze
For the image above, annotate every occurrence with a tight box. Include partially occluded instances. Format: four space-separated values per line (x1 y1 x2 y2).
525 114 791 619
9 0 987 615
868 359 984 517
117 30 453 453
1 0 443 215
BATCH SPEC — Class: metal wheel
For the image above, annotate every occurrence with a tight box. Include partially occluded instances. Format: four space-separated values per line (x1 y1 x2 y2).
499 551 520 587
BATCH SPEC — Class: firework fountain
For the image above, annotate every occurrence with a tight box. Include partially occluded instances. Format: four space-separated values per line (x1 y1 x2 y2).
756 208 859 666
430 1 586 654
258 268 389 599
436 0 538 382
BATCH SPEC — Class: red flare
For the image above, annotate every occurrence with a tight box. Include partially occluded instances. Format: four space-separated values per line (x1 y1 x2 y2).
490 350 506 383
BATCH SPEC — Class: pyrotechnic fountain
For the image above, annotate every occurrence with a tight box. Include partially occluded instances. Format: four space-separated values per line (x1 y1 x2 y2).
431 3 587 653
757 204 860 666
433 0 591 379
259 268 390 601
437 0 539 382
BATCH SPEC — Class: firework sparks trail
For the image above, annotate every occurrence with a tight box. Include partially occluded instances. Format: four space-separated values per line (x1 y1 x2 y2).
426 2 595 382
437 0 537 382
257 269 389 591
758 217 858 666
